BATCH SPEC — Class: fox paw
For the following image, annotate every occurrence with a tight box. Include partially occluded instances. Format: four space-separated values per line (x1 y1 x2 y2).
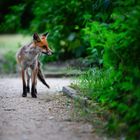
31 93 37 98
22 93 27 97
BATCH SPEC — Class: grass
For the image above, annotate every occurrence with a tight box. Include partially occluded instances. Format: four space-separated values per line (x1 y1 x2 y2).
72 68 131 139
0 34 31 73
0 34 31 55
72 68 113 101
71 68 124 137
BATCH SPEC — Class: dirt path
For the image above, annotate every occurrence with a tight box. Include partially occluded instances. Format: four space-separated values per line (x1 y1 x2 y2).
0 77 102 140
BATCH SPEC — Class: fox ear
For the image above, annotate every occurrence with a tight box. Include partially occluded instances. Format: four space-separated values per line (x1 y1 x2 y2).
33 33 41 42
42 32 49 38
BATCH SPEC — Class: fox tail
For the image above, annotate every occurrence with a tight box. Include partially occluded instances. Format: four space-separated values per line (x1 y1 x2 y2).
37 62 50 88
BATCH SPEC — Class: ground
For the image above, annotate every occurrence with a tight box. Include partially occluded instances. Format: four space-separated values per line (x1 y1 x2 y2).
0 77 102 140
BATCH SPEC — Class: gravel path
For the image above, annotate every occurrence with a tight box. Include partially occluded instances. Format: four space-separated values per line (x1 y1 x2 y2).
0 77 102 140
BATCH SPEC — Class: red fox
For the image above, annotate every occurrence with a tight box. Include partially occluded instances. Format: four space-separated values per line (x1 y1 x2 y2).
16 32 52 98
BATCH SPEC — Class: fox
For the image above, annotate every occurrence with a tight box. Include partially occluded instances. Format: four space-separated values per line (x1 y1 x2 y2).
16 32 52 98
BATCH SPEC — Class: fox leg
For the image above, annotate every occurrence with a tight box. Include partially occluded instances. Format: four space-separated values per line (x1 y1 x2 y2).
26 69 30 93
34 78 37 94
31 68 38 98
21 69 27 97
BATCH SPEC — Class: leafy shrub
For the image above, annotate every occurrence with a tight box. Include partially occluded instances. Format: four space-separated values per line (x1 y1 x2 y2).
30 0 94 59
0 0 111 61
0 4 25 33
79 1 140 139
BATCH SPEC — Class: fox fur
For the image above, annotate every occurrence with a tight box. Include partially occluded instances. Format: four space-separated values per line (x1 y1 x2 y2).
16 33 52 98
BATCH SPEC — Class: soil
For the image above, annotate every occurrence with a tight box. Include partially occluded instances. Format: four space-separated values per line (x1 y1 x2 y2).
0 77 103 140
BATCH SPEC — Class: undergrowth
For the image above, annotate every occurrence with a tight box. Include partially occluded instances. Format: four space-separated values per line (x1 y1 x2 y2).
73 68 139 140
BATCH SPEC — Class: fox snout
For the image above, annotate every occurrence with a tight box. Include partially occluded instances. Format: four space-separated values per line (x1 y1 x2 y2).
42 49 53 55
47 50 52 55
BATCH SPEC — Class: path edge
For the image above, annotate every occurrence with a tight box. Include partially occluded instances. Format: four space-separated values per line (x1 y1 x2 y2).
62 86 89 106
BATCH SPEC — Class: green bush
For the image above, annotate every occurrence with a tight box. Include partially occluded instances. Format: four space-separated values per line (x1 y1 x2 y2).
0 4 25 33
30 0 95 59
79 1 140 139
0 0 111 61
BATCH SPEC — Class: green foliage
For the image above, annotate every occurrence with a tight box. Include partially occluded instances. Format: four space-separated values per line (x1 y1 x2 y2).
0 0 111 60
77 68 113 102
0 4 25 33
77 0 140 139
1 0 140 139
30 0 94 59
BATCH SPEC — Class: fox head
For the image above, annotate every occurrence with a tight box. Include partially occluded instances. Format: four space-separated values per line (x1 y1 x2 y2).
33 32 52 55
